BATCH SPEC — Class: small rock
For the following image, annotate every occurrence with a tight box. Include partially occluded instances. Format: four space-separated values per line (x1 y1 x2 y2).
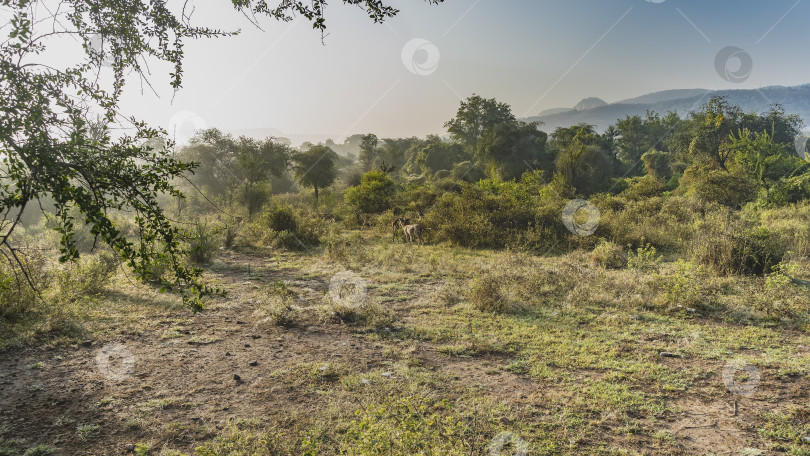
125 443 135 452
244 343 251 348
381 372 393 378
803 436 810 443
236 320 246 325
233 374 242 382
81 340 93 347
659 352 682 358
361 379 371 385
251 334 261 339
249 360 258 366
225 352 232 357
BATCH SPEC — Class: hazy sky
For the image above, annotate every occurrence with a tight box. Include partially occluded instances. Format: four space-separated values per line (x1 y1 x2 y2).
111 0 810 145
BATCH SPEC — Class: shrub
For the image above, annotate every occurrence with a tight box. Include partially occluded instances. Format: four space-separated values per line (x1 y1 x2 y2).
55 250 118 299
427 180 543 249
691 215 785 275
589 240 627 269
256 281 298 327
266 206 298 232
261 206 321 251
186 221 221 265
656 259 705 309
641 149 672 181
621 175 665 200
679 161 758 208
470 275 507 313
627 239 662 271
344 171 396 214
0 253 44 320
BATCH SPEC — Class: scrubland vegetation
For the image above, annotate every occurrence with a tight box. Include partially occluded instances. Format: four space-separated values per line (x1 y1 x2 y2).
2 94 810 455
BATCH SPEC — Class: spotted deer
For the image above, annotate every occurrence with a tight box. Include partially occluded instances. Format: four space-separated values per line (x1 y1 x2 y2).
403 223 426 246
391 217 410 242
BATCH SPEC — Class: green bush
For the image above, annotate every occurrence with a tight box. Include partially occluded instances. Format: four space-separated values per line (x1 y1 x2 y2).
266 205 298 232
679 161 758 208
344 170 396 214
186 221 221 265
621 175 665 201
55 250 118 299
426 180 549 249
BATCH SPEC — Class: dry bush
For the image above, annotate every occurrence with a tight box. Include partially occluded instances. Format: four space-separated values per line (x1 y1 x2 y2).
589 240 627 269
255 281 299 327
690 213 785 276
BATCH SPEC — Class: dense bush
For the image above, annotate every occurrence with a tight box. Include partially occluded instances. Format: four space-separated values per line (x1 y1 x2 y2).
590 240 627 269
426 180 539 248
679 161 758 208
690 214 785 275
344 171 396 214
266 206 298 232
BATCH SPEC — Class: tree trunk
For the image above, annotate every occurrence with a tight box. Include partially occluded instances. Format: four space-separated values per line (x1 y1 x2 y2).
314 184 319 201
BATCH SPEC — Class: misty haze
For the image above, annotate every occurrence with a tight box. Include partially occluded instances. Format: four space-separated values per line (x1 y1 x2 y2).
2 1 810 455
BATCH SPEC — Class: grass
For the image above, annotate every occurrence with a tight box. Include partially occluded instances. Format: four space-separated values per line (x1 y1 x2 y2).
3 229 810 454
179 235 810 453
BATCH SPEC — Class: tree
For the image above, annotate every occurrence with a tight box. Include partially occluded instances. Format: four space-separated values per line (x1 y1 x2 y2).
292 146 337 201
478 121 549 180
344 171 396 214
235 136 291 217
415 142 468 176
0 0 441 304
359 134 380 171
445 95 515 153
728 128 802 193
550 124 613 195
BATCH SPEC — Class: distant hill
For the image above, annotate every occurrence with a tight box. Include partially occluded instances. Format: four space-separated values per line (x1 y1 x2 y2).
573 97 608 111
525 84 810 132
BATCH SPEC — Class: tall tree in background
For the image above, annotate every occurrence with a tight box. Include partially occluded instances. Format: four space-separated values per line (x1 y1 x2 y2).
0 0 442 304
293 146 338 201
359 134 380 171
445 95 516 154
478 121 549 180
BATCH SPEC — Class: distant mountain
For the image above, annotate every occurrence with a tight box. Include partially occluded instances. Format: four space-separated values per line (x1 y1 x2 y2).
574 97 608 111
537 107 574 117
616 89 711 105
525 84 810 132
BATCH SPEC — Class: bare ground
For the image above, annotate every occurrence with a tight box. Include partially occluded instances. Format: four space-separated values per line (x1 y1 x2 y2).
0 249 807 455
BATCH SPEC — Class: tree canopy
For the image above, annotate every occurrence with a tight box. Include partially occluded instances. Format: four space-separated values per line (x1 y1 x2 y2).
0 0 442 306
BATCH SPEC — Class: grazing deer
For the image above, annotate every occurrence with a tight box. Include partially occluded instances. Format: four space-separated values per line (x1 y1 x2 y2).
391 217 410 242
403 223 426 246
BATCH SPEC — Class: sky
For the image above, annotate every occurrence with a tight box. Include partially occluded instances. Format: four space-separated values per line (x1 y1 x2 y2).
104 0 810 145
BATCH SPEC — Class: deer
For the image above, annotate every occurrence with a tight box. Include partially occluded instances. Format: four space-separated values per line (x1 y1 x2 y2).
402 223 426 246
391 217 410 242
